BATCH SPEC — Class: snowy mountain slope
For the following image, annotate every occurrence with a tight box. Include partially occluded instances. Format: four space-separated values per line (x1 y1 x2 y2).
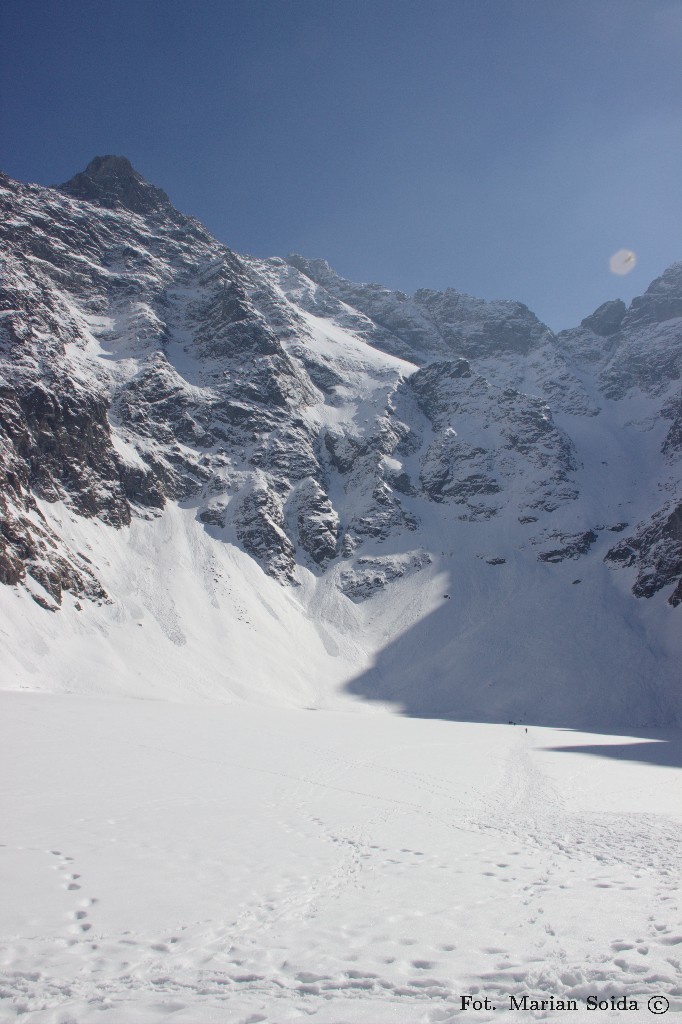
0 157 680 727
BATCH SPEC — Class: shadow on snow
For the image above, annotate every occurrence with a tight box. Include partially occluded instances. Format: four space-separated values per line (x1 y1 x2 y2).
342 594 682 767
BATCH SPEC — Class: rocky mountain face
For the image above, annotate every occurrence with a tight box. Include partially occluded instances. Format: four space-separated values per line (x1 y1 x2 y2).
0 158 680 725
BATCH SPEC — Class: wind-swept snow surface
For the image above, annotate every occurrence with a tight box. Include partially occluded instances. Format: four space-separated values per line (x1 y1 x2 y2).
1 693 681 1023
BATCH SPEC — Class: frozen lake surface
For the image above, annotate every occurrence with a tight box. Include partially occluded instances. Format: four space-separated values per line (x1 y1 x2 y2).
1 693 681 1023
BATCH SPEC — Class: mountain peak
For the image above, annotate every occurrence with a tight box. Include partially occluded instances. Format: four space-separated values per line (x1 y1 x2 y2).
82 154 138 178
286 254 339 282
58 154 173 216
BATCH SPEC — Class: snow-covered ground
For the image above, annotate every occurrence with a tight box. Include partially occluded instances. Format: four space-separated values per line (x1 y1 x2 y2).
2 692 680 1023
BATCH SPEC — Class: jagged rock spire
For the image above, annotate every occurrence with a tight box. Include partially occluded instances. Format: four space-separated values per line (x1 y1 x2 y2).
58 155 173 216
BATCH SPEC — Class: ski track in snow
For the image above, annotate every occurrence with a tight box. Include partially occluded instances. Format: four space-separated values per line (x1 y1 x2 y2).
1 695 680 1023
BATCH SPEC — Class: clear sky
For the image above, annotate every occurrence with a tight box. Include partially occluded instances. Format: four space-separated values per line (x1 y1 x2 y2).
2 0 681 331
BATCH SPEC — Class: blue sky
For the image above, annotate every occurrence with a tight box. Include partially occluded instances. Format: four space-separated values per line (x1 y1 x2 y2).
2 0 681 330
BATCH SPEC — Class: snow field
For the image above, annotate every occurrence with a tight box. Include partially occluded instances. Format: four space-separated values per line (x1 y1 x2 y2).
1 492 680 730
1 693 680 1023
0 501 369 709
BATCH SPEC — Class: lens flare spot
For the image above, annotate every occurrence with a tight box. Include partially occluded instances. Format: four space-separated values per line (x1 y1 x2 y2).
609 249 636 275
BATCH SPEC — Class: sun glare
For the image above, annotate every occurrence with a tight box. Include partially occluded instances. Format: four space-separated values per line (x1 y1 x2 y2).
609 249 637 275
